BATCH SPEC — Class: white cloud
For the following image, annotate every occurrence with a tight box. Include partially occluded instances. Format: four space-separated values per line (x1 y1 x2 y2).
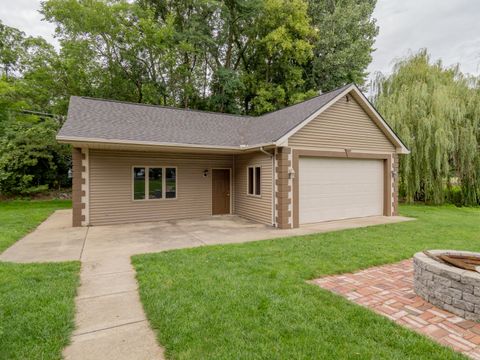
0 0 58 47
369 0 480 78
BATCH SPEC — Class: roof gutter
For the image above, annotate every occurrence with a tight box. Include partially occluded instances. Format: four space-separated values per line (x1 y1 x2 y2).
57 135 276 152
259 146 273 157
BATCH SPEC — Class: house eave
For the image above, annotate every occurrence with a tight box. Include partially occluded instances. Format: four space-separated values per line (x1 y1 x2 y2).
56 135 276 154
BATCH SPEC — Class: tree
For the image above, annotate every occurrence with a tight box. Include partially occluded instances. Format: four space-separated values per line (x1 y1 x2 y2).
42 0 177 105
0 22 71 196
0 114 70 195
43 0 377 114
243 0 316 114
372 50 480 206
0 22 25 79
305 0 378 92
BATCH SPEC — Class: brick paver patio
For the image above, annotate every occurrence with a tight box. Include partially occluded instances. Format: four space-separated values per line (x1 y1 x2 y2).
312 259 480 359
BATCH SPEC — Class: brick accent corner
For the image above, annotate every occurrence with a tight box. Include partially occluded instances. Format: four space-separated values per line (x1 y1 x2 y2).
275 147 292 229
72 148 85 227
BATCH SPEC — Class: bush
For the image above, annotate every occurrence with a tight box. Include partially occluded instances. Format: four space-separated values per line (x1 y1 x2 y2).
0 114 71 195
445 185 462 206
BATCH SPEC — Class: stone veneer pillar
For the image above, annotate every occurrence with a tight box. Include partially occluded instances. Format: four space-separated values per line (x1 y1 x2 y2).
393 154 399 216
275 147 293 229
72 147 84 227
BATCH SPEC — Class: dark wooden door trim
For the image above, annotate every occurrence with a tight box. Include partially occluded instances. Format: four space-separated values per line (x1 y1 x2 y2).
212 168 231 215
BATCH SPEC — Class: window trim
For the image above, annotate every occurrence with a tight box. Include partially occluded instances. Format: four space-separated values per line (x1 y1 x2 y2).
247 165 262 198
132 166 177 201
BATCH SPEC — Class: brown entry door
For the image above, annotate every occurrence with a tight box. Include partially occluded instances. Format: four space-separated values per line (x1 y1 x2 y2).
212 169 231 215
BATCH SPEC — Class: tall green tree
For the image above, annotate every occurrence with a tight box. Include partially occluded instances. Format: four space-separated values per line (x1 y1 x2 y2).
373 50 480 206
43 0 378 114
0 22 71 196
0 22 24 79
42 0 177 105
0 0 383 194
243 0 316 114
305 0 378 92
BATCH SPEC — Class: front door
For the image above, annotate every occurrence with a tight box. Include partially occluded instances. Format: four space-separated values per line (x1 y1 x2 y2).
212 169 230 215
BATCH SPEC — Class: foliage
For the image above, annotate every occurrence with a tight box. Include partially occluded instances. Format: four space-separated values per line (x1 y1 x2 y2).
1 1 378 194
0 114 71 195
0 23 71 195
41 0 377 113
373 50 480 206
0 22 25 78
305 0 378 91
133 204 479 359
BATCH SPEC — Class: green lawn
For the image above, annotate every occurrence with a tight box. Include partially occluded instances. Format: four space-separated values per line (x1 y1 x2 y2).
0 261 80 360
133 205 480 359
0 199 80 360
0 199 71 253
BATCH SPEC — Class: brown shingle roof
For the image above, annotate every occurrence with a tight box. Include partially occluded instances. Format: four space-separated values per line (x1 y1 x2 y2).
58 84 351 147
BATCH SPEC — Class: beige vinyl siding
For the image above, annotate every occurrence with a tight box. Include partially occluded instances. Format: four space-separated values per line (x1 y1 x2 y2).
288 97 396 152
89 149 233 225
233 152 273 225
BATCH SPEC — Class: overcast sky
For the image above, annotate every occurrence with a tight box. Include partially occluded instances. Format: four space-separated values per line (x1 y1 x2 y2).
1 0 479 80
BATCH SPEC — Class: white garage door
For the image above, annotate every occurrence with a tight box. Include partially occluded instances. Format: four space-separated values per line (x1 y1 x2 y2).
299 157 384 224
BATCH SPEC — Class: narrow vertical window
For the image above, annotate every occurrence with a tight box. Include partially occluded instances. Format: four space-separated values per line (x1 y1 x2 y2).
149 168 162 199
133 167 146 200
247 166 261 196
165 168 176 198
248 167 254 195
255 167 261 196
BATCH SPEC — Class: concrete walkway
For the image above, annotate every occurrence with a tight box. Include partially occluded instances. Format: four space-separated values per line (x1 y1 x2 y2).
64 255 164 359
0 211 413 360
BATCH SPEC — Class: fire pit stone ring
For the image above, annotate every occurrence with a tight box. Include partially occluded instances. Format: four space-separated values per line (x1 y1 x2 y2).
413 250 480 321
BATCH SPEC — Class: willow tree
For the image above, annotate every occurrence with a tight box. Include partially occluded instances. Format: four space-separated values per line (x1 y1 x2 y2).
372 50 480 205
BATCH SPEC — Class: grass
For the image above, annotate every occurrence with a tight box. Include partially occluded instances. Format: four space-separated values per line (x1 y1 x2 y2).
0 199 71 253
133 205 480 359
0 262 80 360
0 199 80 360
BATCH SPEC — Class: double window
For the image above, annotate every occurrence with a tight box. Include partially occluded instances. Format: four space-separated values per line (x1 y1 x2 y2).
133 167 176 200
247 166 261 196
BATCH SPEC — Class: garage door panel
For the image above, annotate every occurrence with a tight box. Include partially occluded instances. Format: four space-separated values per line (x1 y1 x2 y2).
299 157 384 224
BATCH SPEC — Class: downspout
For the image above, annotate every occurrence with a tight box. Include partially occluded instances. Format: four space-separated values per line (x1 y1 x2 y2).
272 148 277 227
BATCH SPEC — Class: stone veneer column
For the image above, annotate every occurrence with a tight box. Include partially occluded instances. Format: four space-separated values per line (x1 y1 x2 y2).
392 154 399 216
275 147 293 229
72 147 85 227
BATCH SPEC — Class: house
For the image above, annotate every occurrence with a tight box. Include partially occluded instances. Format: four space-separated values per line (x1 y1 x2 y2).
57 84 409 229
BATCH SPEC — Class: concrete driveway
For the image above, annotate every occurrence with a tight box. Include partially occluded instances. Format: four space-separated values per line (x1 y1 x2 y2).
0 210 412 360
1 210 412 264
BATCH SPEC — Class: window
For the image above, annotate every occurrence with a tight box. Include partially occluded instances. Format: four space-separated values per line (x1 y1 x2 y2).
255 167 261 196
247 166 261 196
133 167 146 200
149 168 162 199
133 166 177 200
165 168 176 198
248 167 254 195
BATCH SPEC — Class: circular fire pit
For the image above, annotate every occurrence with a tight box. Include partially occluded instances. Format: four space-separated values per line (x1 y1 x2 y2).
413 250 480 321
